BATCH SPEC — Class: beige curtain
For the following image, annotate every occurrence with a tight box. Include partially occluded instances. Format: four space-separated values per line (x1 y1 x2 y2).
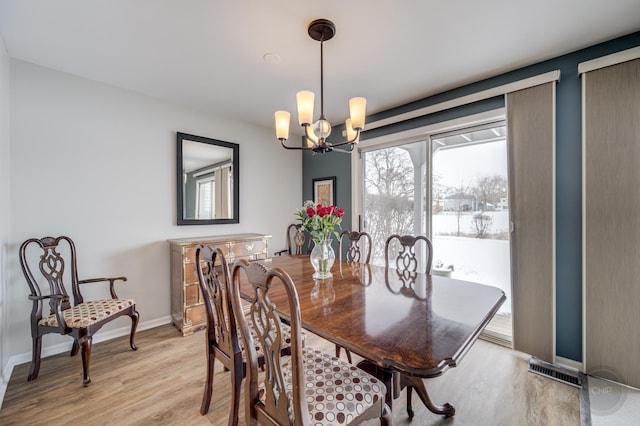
220 165 231 218
214 169 222 218
583 58 640 388
212 165 231 219
506 82 555 362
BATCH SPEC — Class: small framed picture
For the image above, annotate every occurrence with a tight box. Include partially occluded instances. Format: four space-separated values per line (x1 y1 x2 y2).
312 176 336 206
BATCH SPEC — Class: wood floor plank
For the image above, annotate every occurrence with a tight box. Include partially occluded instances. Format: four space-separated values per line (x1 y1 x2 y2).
0 325 580 425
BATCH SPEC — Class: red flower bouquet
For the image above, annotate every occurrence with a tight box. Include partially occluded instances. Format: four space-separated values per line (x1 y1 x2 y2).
295 200 344 244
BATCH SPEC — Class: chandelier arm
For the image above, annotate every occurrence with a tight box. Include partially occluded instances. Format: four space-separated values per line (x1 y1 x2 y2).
280 139 312 151
303 124 320 147
329 129 361 148
331 144 356 154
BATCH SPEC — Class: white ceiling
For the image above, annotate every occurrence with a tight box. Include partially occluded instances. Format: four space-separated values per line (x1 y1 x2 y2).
1 0 639 137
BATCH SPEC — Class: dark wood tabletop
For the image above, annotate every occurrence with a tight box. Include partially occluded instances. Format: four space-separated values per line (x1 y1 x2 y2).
239 255 506 379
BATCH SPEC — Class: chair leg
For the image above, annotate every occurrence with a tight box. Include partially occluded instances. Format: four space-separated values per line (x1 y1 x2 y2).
27 335 42 381
381 403 392 426
200 349 215 415
228 362 243 426
406 386 414 419
80 335 92 386
335 345 352 363
70 339 80 357
129 309 139 350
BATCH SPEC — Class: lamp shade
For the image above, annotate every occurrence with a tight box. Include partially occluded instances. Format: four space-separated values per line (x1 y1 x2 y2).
275 110 291 140
349 97 366 130
296 91 315 126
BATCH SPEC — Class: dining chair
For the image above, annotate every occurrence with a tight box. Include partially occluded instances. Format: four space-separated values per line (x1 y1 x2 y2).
195 245 295 423
274 223 309 256
383 234 435 418
19 236 139 386
336 230 373 363
384 234 433 274
339 230 372 264
229 259 391 425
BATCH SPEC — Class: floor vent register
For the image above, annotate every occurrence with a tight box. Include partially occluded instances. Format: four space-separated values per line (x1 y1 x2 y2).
528 357 582 388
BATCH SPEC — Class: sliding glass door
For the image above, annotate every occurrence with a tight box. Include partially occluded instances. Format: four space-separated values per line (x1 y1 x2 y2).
358 119 512 343
430 123 512 342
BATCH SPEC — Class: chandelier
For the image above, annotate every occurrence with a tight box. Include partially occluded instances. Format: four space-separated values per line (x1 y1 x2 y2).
274 19 366 154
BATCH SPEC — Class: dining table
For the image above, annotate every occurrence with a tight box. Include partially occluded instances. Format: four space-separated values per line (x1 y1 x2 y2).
236 254 506 418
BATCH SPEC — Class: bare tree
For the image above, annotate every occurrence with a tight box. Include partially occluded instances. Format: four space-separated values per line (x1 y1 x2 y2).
472 175 507 211
445 179 473 237
431 172 447 213
364 147 414 259
471 212 493 238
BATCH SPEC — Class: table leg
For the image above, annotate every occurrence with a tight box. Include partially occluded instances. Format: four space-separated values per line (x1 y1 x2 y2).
400 374 455 418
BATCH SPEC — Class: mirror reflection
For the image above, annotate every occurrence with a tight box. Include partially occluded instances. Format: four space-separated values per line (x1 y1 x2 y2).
177 132 239 225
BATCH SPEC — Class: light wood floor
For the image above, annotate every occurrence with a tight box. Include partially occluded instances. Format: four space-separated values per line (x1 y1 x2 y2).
0 324 580 425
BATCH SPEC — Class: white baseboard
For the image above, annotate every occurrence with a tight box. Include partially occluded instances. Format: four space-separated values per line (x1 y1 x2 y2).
0 315 172 409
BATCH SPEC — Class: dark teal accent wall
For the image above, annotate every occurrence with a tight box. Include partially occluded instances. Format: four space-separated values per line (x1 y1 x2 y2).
303 31 640 362
302 148 352 253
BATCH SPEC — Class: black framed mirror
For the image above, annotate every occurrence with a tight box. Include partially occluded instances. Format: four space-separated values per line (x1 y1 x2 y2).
177 132 239 225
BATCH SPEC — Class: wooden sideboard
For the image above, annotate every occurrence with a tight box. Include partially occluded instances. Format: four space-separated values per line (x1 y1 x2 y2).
167 233 271 335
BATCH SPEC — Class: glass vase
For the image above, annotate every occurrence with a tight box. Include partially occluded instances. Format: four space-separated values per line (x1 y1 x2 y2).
310 238 335 279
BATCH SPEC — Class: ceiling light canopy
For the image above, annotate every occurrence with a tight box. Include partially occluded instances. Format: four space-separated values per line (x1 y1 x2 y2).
275 19 366 154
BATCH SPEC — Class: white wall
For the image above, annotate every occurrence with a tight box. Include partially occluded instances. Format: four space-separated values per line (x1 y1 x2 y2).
0 35 11 399
5 60 301 361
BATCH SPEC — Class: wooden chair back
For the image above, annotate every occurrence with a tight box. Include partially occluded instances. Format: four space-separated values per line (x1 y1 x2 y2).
339 230 372 264
229 259 307 425
275 224 309 256
20 236 79 318
384 234 433 274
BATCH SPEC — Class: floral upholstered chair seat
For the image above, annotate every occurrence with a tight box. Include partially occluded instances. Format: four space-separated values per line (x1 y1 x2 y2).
39 299 136 328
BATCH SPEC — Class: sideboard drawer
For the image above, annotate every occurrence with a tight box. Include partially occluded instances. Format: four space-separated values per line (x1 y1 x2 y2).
185 283 200 306
184 304 206 328
184 262 198 285
230 239 267 259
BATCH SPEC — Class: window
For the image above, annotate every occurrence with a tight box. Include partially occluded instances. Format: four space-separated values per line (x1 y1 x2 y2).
196 176 215 219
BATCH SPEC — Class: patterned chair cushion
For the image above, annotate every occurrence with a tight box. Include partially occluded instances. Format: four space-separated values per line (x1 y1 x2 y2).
39 299 135 328
283 348 386 425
